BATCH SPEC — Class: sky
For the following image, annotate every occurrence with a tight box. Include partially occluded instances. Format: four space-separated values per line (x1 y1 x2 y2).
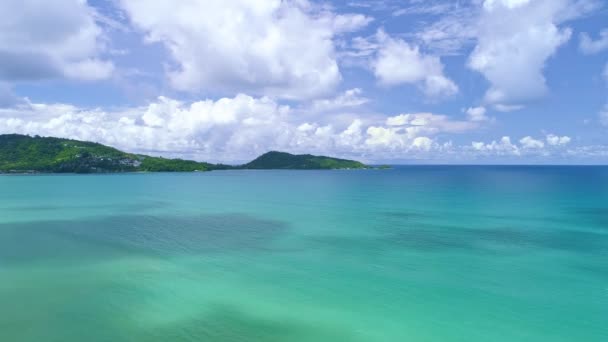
0 0 607 164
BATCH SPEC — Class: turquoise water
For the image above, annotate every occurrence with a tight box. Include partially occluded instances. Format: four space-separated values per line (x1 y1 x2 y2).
1 167 607 341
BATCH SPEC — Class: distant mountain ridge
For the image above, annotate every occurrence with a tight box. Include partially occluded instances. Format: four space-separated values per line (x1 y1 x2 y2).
0 134 368 173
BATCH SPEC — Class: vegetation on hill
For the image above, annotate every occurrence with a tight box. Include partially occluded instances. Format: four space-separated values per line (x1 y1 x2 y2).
242 151 367 170
138 157 212 172
0 134 369 173
0 134 210 173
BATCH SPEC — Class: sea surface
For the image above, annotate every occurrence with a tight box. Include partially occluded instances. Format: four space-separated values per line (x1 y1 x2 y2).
1 166 607 341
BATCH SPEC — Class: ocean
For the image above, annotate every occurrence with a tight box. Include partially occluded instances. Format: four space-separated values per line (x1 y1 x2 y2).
1 166 607 341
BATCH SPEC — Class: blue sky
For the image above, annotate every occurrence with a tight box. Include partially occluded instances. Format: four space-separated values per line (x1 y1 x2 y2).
1 0 607 164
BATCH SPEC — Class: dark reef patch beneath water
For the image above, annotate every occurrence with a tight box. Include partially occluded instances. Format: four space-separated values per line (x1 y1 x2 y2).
306 210 608 256
0 213 289 264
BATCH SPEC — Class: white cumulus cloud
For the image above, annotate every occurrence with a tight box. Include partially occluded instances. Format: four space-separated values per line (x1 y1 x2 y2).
471 136 520 155
546 134 571 146
0 0 113 81
466 106 488 122
468 0 586 108
372 30 458 98
385 112 477 133
118 0 371 100
520 136 545 149
0 94 482 162
311 88 369 112
471 133 573 157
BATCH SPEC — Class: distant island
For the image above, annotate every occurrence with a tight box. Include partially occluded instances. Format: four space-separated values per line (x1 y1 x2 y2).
0 134 369 173
243 151 366 170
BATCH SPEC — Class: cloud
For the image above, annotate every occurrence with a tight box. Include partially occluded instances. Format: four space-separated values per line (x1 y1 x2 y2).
372 30 458 98
565 145 608 158
411 2 479 55
0 95 292 161
520 136 545 149
411 136 435 151
579 29 608 54
546 134 571 146
471 136 520 155
466 106 489 121
118 0 371 100
0 94 591 163
364 126 437 151
311 88 369 112
364 112 476 151
472 134 573 156
393 2 456 17
330 13 374 33
0 94 479 162
385 113 477 133
483 0 533 10
467 0 591 107
0 0 113 81
494 104 525 112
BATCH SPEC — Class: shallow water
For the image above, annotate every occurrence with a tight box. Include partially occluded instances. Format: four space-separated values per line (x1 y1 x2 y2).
1 167 607 341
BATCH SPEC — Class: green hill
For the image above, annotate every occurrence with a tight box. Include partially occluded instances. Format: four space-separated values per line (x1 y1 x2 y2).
242 151 367 170
0 134 212 173
0 134 368 173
